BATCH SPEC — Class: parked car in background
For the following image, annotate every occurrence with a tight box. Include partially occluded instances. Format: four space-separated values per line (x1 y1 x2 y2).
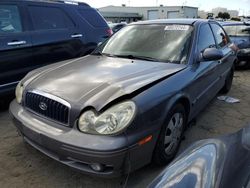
221 21 250 68
149 125 250 188
0 0 111 96
108 22 127 33
10 19 236 177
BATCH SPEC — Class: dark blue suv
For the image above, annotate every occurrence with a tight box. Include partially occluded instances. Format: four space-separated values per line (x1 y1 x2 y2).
0 0 111 96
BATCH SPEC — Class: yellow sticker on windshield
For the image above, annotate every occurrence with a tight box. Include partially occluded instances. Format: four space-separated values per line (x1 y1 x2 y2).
164 25 189 31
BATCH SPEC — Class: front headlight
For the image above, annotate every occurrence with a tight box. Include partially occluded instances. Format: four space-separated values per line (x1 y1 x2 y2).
78 101 136 135
15 82 24 104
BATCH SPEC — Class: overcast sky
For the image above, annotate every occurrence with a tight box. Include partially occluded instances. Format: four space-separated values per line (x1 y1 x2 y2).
78 0 250 16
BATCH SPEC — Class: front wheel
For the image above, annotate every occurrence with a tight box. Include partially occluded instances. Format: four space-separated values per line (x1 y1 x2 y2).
153 104 187 165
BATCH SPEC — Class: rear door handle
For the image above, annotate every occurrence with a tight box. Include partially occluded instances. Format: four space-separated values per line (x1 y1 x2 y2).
71 34 83 38
7 41 26 46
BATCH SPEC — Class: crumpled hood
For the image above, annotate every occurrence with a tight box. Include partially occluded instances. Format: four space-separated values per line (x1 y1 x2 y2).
25 55 186 110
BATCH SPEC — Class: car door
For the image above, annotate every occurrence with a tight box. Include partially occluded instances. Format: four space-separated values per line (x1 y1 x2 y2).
0 2 33 91
26 2 84 67
188 23 222 118
210 23 234 86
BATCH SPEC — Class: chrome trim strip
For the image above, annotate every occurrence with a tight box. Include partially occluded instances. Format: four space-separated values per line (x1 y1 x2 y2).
29 89 71 108
7 40 26 46
0 81 19 88
71 34 83 38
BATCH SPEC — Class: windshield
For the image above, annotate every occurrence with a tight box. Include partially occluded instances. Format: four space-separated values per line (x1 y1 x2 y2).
223 25 250 37
99 24 193 64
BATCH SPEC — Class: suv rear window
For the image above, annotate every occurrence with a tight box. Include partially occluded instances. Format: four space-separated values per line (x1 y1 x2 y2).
0 5 22 33
78 9 107 27
28 6 74 30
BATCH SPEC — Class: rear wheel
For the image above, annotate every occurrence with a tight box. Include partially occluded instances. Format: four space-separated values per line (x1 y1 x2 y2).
153 104 187 165
221 66 234 94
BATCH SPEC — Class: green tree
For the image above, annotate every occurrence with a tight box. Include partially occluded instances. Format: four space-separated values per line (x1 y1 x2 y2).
218 12 223 18
222 12 230 19
217 12 230 20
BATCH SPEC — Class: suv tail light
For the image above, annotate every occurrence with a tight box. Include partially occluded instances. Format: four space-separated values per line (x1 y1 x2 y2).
106 28 113 36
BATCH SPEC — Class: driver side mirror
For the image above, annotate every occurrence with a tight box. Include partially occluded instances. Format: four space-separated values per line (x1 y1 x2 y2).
199 48 223 62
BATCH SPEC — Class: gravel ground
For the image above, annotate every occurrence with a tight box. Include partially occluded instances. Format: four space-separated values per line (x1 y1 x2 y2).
0 70 250 188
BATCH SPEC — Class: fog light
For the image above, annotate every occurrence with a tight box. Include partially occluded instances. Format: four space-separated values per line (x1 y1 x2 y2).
89 163 104 172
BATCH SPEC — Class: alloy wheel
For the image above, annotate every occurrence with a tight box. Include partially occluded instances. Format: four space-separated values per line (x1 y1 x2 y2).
164 112 184 155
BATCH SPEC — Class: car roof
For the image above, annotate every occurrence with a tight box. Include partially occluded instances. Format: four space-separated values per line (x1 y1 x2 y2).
5 0 90 7
130 19 216 26
219 21 248 26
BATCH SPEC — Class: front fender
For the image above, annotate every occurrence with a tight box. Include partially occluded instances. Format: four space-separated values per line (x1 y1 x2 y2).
161 93 192 125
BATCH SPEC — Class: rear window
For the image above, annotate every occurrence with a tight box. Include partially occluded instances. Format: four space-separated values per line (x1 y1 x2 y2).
28 6 75 30
223 25 250 36
78 9 107 27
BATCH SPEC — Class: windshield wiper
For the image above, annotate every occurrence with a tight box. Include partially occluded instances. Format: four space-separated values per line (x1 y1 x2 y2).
91 50 103 56
92 52 174 63
92 52 165 62
92 51 117 57
113 54 161 62
91 51 115 57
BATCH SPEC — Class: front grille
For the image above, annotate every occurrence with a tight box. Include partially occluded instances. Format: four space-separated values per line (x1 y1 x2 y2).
25 92 69 125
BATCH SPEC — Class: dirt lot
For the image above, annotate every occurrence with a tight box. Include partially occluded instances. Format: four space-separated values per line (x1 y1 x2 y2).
1 70 250 188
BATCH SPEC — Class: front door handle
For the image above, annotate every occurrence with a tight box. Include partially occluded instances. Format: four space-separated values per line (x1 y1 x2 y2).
71 34 83 38
7 41 26 46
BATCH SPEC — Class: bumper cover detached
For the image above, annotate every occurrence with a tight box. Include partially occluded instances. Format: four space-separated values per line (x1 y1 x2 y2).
9 100 152 177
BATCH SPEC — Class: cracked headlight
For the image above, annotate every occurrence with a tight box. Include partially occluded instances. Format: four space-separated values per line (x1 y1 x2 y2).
15 82 24 104
78 101 136 135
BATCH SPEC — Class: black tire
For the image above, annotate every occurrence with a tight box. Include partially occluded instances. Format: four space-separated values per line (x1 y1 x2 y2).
235 60 250 70
153 104 187 165
221 66 234 94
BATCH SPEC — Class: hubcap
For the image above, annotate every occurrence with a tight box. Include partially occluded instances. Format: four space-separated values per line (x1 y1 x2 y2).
164 112 184 155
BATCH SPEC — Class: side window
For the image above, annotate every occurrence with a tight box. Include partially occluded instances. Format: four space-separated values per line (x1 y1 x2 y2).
197 24 216 52
28 6 74 30
211 24 229 48
0 5 22 33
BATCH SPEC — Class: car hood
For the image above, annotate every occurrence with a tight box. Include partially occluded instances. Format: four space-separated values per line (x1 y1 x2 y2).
25 55 186 110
